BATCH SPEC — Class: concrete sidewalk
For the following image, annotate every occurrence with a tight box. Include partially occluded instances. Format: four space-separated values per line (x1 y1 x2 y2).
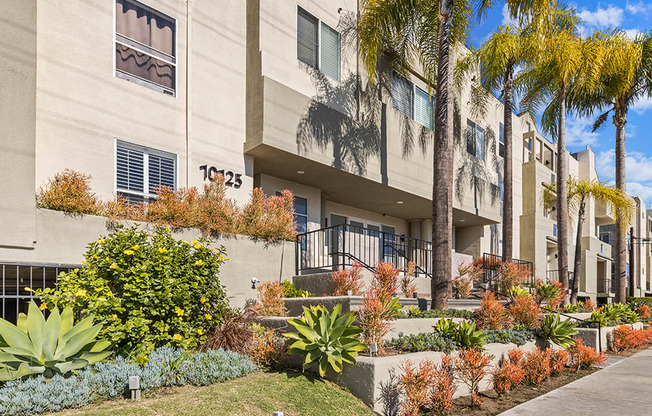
500 348 652 415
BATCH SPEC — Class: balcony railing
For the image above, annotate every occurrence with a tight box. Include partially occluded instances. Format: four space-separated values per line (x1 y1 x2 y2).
481 253 535 286
296 224 431 277
546 269 575 292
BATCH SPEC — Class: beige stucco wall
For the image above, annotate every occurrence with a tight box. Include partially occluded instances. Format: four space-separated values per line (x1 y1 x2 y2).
0 0 37 250
32 0 251 205
0 209 295 308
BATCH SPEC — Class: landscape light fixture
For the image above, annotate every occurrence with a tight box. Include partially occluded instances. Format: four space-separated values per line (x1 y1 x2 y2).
129 376 141 401
273 412 284 416
297 170 305 175
397 200 404 204
251 277 259 289
369 342 378 357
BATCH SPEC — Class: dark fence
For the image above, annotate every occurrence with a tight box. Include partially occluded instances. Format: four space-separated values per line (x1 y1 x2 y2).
481 253 535 286
296 224 432 277
1 263 78 323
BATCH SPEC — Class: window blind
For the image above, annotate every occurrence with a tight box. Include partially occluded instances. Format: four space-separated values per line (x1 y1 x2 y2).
392 74 413 118
320 23 340 80
476 125 485 161
297 8 318 67
148 153 175 193
414 86 433 129
499 122 505 157
116 145 144 192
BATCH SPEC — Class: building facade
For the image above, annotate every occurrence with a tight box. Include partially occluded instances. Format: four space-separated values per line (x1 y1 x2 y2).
1 0 648 318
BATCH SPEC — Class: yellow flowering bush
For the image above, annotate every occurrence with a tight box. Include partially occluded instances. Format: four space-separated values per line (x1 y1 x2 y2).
35 225 228 361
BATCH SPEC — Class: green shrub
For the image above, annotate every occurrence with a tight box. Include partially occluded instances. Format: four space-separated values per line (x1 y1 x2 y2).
281 281 313 298
579 303 639 328
0 301 111 381
455 321 487 349
35 226 228 361
539 313 578 348
483 328 534 346
284 304 366 377
397 308 475 320
385 332 457 352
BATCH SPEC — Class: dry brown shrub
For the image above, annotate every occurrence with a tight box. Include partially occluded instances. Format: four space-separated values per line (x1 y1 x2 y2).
201 308 256 355
36 169 99 215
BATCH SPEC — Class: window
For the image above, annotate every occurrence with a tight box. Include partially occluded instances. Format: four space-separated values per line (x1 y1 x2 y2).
466 119 485 160
115 0 176 95
278 192 308 234
391 73 434 129
297 8 340 80
553 224 558 237
524 138 532 162
116 141 176 203
498 122 505 158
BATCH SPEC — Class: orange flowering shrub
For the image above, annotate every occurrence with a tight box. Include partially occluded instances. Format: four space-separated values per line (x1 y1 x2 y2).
523 348 551 385
474 292 512 330
250 324 288 367
452 276 473 299
508 294 542 329
549 349 569 375
547 281 565 310
581 298 597 312
497 262 532 293
492 360 524 394
255 281 286 316
611 325 652 352
637 304 651 320
374 261 400 302
36 169 99 215
399 357 456 416
568 339 608 370
400 261 418 298
331 262 365 296
507 348 525 366
456 348 493 406
430 354 456 414
240 188 296 240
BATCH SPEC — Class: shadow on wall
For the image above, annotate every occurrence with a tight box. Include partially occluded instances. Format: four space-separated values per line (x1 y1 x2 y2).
453 100 501 210
296 11 433 184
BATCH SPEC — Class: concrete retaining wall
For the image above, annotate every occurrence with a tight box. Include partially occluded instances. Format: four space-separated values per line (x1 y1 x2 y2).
575 322 644 352
0 209 295 308
330 341 538 413
283 296 418 317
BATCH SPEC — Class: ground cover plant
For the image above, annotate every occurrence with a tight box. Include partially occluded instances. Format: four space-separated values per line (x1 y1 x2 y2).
397 307 474 320
0 347 256 416
34 226 229 361
36 170 297 242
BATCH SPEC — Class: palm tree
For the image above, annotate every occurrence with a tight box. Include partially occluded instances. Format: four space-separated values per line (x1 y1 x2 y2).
358 0 558 309
455 25 527 264
520 27 604 305
568 31 652 303
544 178 634 304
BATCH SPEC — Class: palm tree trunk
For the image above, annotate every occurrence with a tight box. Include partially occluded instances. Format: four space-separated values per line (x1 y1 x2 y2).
556 85 569 306
432 1 454 309
502 68 514 264
614 106 628 303
572 196 585 305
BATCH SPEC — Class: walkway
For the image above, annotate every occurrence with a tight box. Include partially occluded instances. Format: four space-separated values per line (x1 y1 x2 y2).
500 348 652 415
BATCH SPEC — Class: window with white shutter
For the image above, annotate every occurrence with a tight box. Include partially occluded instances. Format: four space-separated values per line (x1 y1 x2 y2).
414 86 434 129
391 73 414 119
116 141 176 203
297 8 340 81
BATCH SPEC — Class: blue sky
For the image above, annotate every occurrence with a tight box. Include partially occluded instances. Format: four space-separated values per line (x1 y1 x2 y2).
468 1 652 207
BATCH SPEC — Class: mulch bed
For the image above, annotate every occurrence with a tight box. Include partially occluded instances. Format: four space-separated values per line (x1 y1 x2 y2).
435 368 596 416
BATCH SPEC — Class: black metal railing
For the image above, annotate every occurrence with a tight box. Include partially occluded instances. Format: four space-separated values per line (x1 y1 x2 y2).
296 224 432 277
481 253 535 285
546 269 575 289
1 262 78 323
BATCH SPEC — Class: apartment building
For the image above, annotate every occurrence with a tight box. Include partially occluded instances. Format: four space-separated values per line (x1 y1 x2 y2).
1 0 640 318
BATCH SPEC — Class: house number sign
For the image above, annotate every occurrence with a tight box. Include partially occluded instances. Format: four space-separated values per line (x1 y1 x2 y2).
199 165 243 188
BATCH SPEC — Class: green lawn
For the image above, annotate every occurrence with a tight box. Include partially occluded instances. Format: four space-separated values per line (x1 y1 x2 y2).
52 371 375 416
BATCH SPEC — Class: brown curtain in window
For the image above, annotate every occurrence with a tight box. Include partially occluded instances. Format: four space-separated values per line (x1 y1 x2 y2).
116 0 174 57
116 44 174 89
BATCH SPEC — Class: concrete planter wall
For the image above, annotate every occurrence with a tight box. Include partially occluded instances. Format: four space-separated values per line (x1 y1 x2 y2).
283 296 418 317
0 209 295 308
574 322 644 352
329 341 538 414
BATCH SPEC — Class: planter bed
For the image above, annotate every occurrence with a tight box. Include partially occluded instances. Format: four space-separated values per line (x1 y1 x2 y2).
328 341 538 413
283 296 418 317
574 322 643 352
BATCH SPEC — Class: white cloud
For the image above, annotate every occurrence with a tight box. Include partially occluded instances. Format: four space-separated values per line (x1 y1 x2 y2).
626 1 652 16
501 4 519 26
632 96 652 114
578 5 624 28
565 116 601 147
623 27 642 39
595 149 652 207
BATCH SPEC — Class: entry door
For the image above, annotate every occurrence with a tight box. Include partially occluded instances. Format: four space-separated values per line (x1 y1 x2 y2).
382 225 396 263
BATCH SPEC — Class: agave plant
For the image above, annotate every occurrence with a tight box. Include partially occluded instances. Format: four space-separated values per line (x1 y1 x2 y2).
284 303 366 377
433 318 458 338
539 313 578 348
506 286 530 301
455 321 487 349
0 301 111 381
